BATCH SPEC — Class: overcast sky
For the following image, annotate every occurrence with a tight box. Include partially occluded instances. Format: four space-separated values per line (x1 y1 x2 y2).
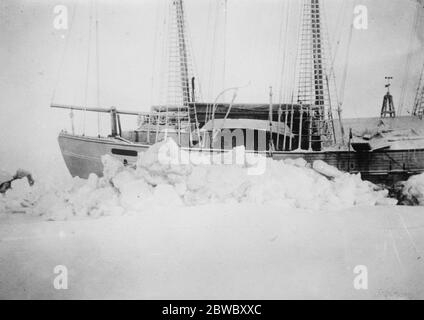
0 0 423 175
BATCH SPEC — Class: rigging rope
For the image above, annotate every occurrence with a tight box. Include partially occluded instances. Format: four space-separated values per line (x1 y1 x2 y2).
222 0 228 99
95 0 101 136
277 0 290 105
339 7 355 112
200 0 213 101
398 1 421 116
275 0 291 150
291 0 304 150
322 0 343 111
50 2 78 134
150 0 161 108
51 2 78 103
330 0 349 65
211 89 238 143
83 0 94 135
207 1 220 103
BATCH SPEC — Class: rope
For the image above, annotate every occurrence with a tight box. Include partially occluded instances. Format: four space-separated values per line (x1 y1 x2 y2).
339 8 355 112
51 2 78 104
277 0 290 105
412 61 424 115
290 0 303 150
83 0 94 135
95 0 101 136
274 0 285 92
159 0 168 106
51 1 78 137
207 1 220 101
150 0 161 108
211 89 238 143
398 1 421 115
222 0 227 99
329 0 349 66
276 0 291 151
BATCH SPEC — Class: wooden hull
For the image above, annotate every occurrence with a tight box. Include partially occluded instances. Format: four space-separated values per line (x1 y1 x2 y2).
58 132 424 185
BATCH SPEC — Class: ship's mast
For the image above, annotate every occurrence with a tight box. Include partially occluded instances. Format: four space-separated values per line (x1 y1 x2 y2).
311 0 325 108
175 0 190 106
296 0 335 149
412 62 424 117
162 0 198 146
167 0 193 107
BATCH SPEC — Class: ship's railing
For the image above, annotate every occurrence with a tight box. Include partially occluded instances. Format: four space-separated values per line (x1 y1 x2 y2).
51 103 335 152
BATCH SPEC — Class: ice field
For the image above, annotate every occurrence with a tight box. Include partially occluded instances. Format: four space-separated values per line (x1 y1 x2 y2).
1 139 424 299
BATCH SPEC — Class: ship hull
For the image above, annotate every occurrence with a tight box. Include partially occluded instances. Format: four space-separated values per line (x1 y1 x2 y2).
58 132 424 185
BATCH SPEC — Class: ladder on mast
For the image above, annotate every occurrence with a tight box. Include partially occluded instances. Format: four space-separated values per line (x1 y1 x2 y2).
158 0 196 144
296 0 335 150
413 62 424 118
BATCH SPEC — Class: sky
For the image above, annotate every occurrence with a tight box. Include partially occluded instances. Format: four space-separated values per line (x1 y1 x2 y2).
0 0 423 176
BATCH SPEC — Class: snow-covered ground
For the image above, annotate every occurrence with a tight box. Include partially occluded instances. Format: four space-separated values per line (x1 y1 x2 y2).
1 139 424 299
1 205 424 299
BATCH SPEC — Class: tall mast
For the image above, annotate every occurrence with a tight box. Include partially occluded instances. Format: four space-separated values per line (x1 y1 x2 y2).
311 0 325 108
412 62 424 117
296 0 335 149
175 0 190 105
168 0 192 107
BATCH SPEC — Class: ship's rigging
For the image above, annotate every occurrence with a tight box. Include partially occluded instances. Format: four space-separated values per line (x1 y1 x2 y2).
51 0 423 152
413 62 424 117
295 0 336 150
50 0 424 184
399 0 424 116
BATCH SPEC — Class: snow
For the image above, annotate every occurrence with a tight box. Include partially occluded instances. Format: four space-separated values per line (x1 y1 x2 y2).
402 173 424 205
0 138 399 220
1 204 424 299
1 139 424 299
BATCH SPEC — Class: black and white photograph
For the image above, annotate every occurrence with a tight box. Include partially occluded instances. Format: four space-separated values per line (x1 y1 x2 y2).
1 0 424 303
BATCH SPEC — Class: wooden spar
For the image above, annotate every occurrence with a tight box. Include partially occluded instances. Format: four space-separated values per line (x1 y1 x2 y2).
147 115 151 144
289 101 294 150
117 113 123 137
155 113 160 143
276 105 282 151
51 103 143 137
298 104 303 150
191 77 196 103
282 105 288 151
308 106 312 150
269 86 274 151
110 107 118 137
51 103 142 116
326 75 337 144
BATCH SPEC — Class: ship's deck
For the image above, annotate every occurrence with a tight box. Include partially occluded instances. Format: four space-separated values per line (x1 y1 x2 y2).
335 116 424 141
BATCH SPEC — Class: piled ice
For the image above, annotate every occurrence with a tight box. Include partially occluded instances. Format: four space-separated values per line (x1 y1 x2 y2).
0 138 398 220
401 173 424 206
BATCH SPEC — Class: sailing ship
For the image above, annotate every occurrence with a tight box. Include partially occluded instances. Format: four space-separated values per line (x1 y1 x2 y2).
52 0 424 185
